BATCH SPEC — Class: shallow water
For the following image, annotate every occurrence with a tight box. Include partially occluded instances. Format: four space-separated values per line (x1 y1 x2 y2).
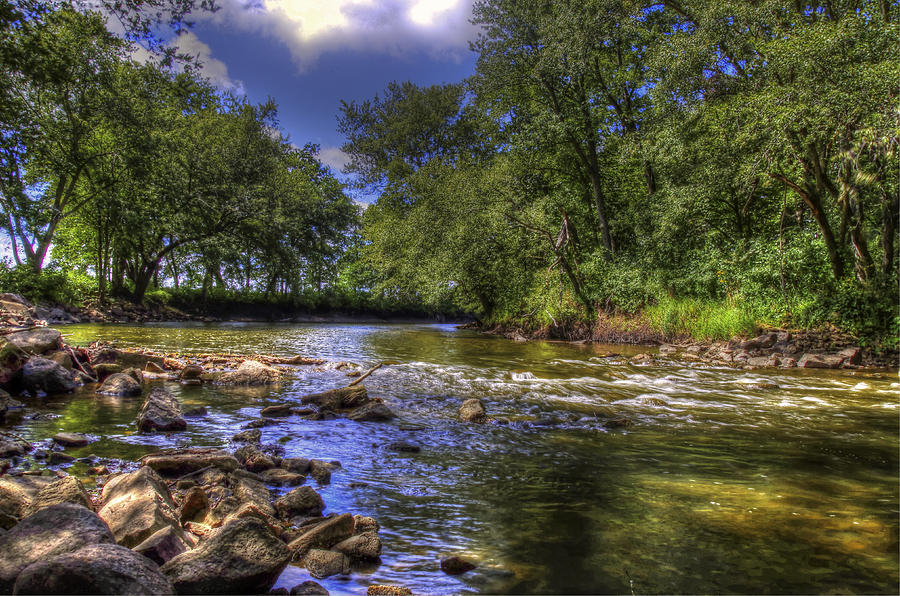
8 322 899 594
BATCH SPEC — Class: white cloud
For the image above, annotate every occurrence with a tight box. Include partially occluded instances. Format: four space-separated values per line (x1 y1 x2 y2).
199 0 477 71
317 146 351 172
172 32 247 95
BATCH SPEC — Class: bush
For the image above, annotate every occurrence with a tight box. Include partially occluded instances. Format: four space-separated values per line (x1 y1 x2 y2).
0 261 96 305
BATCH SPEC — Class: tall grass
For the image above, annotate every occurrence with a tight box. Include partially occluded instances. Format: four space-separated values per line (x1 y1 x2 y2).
644 297 761 341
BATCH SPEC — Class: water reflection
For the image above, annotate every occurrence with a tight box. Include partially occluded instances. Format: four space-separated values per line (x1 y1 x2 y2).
5 323 897 594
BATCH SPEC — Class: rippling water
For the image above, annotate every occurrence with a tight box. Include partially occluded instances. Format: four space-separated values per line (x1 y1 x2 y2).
9 322 899 594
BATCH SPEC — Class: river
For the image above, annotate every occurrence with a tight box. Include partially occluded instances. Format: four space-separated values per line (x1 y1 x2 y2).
9 322 899 594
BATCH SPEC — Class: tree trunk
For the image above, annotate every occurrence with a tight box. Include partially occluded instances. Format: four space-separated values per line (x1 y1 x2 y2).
587 169 613 255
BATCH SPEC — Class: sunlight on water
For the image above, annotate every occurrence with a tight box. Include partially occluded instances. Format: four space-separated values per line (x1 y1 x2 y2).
7 322 898 594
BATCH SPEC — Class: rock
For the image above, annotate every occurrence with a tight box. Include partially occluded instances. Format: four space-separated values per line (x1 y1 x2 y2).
92 348 165 371
274 486 324 520
97 372 142 397
747 356 771 368
182 406 208 417
98 467 180 548
286 513 354 557
290 580 329 595
136 387 187 432
47 350 74 370
160 518 291 595
839 347 862 365
440 555 476 575
217 360 281 386
300 386 370 410
93 362 124 380
24 475 93 516
332 531 382 561
0 293 32 314
798 353 845 369
387 441 420 453
233 429 262 443
231 473 276 518
0 476 52 529
49 451 75 465
0 503 116 592
133 526 190 566
259 468 305 487
0 432 31 458
140 448 239 476
53 431 90 447
178 365 204 382
308 460 335 485
144 361 166 374
367 586 412 596
303 549 350 579
243 417 281 429
604 416 633 429
13 542 175 595
235 444 276 472
5 328 61 355
459 398 487 423
260 404 292 417
281 457 311 474
0 390 23 422
658 344 677 354
178 486 208 524
22 355 77 394
347 402 396 422
781 357 798 368
353 515 379 535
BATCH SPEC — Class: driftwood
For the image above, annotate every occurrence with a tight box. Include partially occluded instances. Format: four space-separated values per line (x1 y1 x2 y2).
348 362 383 387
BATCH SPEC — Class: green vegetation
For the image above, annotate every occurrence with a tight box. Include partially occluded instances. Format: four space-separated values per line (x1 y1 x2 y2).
1 1 897 344
339 0 899 345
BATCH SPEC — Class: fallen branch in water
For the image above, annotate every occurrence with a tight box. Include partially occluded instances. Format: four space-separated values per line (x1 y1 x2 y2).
67 346 97 383
348 362 383 387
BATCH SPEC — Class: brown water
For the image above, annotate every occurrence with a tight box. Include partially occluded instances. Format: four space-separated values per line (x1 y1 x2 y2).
7 322 899 594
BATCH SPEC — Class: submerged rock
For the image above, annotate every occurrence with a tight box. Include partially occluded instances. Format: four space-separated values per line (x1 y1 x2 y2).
366 586 412 596
289 580 329 595
136 388 186 432
347 402 395 422
232 429 262 443
0 503 116 592
301 386 370 410
260 404 292 417
440 555 476 575
217 360 281 386
97 372 142 397
160 518 291 595
13 543 175 595
458 398 487 423
178 365 204 382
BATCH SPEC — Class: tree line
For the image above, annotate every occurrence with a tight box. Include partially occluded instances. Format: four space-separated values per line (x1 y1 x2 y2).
339 0 899 341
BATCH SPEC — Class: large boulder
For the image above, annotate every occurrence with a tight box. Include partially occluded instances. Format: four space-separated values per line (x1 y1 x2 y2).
97 373 142 397
0 339 27 387
459 398 487 422
140 448 239 476
24 475 93 516
300 386 369 411
97 467 180 548
5 328 61 355
273 486 324 520
302 549 349 579
286 513 354 557
347 402 395 422
22 355 77 394
160 518 291 595
0 503 116 592
798 353 846 369
13 543 175 595
0 476 52 529
217 360 281 386
136 388 186 433
230 473 276 518
133 526 190 567
332 531 382 561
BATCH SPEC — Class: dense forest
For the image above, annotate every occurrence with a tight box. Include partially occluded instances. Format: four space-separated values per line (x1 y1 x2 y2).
1 0 898 344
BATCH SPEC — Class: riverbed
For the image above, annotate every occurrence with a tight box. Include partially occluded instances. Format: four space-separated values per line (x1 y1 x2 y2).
9 322 899 594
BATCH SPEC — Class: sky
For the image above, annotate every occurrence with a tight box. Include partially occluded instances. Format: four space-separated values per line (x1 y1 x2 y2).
165 0 481 181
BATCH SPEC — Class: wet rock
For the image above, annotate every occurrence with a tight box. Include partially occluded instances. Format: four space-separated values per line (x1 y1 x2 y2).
286 513 354 557
798 353 845 369
139 448 240 477
282 457 311 474
604 417 633 429
235 444 276 472
24 475 93 516
48 350 74 370
97 372 142 397
233 429 262 443
53 431 90 447
387 441 420 453
301 386 370 410
160 518 291 595
259 468 305 487
839 347 862 365
290 580 329 595
458 398 486 423
49 451 75 465
134 526 190 566
303 549 350 579
98 466 180 548
0 503 116 592
274 486 324 520
243 417 280 429
92 348 165 371
260 404 292 417
93 363 124 381
217 360 281 386
0 338 27 388
347 402 395 422
353 515 379 535
178 365 204 382
332 531 382 561
13 543 175 595
366 586 412 596
136 387 187 433
22 355 77 394
182 406 208 417
440 555 476 575
178 486 208 524
0 390 23 422
0 432 31 458
309 460 336 485
658 344 677 354
144 361 166 374
5 328 61 355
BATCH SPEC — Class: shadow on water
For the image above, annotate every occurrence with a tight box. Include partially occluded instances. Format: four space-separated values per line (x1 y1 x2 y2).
5 323 898 594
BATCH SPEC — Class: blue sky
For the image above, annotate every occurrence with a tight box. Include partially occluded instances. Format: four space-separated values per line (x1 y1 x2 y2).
168 0 480 179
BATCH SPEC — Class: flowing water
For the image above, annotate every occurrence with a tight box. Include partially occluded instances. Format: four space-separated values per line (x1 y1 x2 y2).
6 322 899 594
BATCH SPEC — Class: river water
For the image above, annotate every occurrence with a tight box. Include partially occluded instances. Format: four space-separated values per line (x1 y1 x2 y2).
9 322 899 594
